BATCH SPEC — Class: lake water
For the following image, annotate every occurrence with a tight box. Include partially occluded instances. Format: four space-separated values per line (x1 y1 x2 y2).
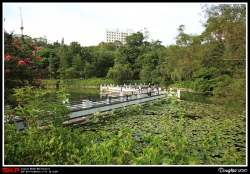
180 91 212 104
43 88 101 102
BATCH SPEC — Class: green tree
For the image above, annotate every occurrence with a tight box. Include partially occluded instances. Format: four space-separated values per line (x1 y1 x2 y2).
83 60 91 79
68 41 82 57
107 63 133 84
72 54 84 78
4 31 49 106
199 3 246 97
92 50 115 78
201 4 246 60
49 53 56 79
99 41 117 51
57 45 70 81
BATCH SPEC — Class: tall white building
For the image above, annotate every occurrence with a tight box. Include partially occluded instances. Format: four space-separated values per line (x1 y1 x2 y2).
104 28 134 44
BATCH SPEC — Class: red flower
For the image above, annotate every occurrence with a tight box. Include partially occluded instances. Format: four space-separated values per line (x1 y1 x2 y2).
5 55 11 62
36 57 41 61
18 60 26 66
51 71 55 74
14 38 20 46
38 79 42 83
35 46 42 51
32 53 35 57
5 69 11 73
24 58 30 62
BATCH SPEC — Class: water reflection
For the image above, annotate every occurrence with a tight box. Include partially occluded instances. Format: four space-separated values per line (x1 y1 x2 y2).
180 91 211 104
43 88 101 102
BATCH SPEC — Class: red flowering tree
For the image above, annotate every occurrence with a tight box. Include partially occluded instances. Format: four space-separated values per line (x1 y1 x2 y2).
4 31 50 106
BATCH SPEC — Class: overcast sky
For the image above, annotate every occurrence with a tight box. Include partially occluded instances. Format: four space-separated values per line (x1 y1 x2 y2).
3 2 220 47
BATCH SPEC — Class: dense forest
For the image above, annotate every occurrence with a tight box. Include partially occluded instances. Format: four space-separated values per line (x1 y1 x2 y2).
4 4 246 103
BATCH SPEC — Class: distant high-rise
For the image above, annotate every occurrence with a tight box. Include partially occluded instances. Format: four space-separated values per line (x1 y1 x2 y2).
103 28 134 44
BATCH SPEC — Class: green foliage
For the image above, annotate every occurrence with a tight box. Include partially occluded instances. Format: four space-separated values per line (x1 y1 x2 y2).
107 63 133 84
91 50 115 78
125 31 144 48
192 67 219 80
99 42 117 51
211 75 234 97
4 31 50 106
139 66 152 83
4 87 71 164
4 95 246 165
4 87 70 128
42 78 116 86
48 53 56 79
201 4 246 60
193 78 210 92
211 77 245 112
37 48 55 59
180 91 212 104
71 54 83 76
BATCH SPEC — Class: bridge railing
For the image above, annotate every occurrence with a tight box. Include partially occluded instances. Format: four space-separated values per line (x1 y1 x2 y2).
67 90 167 110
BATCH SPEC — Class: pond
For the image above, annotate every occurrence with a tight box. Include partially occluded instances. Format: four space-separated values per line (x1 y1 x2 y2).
180 91 245 112
180 91 212 104
43 88 101 102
